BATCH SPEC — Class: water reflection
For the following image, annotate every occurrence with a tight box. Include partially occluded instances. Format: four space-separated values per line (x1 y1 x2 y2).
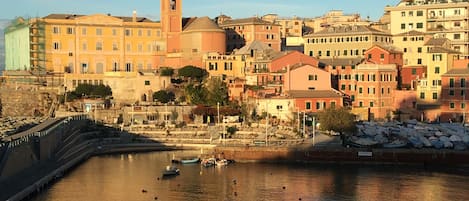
32 151 469 201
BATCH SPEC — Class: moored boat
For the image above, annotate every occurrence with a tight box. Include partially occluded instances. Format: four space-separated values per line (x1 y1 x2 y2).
162 166 180 176
181 158 200 164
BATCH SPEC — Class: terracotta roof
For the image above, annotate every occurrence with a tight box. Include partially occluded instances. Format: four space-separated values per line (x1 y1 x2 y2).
304 25 389 37
369 44 402 54
43 13 154 22
220 17 276 26
428 46 460 54
442 69 469 76
319 58 364 66
288 90 343 99
424 38 450 46
394 30 429 36
183 16 223 32
235 40 273 55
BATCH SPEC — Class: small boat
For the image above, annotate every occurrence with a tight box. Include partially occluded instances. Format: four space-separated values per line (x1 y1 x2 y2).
216 159 229 166
181 158 200 164
162 166 180 176
201 158 216 167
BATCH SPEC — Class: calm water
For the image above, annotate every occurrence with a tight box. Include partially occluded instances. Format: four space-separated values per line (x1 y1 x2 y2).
32 151 469 201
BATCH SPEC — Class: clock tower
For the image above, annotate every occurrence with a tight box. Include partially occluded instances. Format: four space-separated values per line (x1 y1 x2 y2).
161 0 182 53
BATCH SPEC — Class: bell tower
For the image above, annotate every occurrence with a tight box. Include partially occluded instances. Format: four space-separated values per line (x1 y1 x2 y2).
161 0 182 53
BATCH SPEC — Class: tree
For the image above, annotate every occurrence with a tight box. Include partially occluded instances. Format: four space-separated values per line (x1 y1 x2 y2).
153 90 175 103
73 83 112 98
160 67 174 76
204 77 228 106
184 84 206 105
178 65 207 81
318 107 356 134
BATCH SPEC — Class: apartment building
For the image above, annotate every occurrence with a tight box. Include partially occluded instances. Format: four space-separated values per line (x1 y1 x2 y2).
303 25 393 59
385 0 469 57
440 68 469 123
303 10 370 33
218 17 281 52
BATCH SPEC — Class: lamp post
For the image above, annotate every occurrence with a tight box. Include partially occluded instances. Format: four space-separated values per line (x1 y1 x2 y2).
265 101 269 146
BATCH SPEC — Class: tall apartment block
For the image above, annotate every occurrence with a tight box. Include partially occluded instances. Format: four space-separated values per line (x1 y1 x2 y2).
385 0 469 58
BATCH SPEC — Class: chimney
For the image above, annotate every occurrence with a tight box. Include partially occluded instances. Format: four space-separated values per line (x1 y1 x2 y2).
132 10 137 22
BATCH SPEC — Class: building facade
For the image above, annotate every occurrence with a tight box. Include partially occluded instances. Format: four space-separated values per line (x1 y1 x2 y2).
218 17 281 52
440 68 469 123
385 0 469 58
303 25 393 59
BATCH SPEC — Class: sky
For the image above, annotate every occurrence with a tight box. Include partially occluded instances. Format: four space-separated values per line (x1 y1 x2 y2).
0 0 400 21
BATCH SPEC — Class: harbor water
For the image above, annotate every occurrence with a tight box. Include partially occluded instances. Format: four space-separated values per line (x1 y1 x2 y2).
31 151 469 201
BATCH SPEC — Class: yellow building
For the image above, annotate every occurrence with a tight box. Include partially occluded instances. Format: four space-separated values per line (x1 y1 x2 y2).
303 10 371 33
303 25 393 59
41 12 164 74
392 30 433 66
416 46 460 105
385 0 469 58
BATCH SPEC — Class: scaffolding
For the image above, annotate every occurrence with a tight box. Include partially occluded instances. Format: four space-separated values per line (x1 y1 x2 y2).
29 18 46 75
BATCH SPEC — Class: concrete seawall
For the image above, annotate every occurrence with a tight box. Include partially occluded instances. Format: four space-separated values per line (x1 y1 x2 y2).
215 146 469 166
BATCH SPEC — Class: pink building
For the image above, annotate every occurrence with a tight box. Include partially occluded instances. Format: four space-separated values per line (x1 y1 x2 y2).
283 64 332 92
440 69 469 123
219 17 281 52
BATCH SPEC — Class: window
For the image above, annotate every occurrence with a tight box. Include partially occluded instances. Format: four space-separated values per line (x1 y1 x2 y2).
309 51 313 56
403 48 407 53
461 90 465 96
145 80 150 86
53 42 60 50
316 102 321 110
308 75 317 81
401 12 406 17
432 93 438 100
416 23 423 29
461 78 466 87
81 63 88 74
126 63 132 72
125 29 131 36
170 0 176 10
112 29 117 36
380 54 384 59
435 67 440 74
370 102 374 107
418 47 422 53
126 44 131 51
462 103 466 109
450 102 455 109
96 42 102 51
450 78 455 88
331 102 336 108
138 29 142 37
306 102 311 110
409 11 413 16
454 34 461 40
449 90 455 96
82 27 87 35
401 23 405 29
359 101 363 107
408 23 413 29
53 27 60 34
82 42 87 51
417 58 422 64
113 43 118 51
417 10 423 16
96 63 104 74
368 54 372 59
96 28 102 35
341 84 346 90
67 27 74 34
412 68 417 75
432 54 442 61
113 62 119 71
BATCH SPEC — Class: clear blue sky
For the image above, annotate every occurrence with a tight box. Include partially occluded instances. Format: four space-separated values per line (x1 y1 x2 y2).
1 0 400 21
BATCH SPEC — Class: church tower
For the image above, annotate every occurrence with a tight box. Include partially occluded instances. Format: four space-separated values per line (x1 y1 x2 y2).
161 0 182 53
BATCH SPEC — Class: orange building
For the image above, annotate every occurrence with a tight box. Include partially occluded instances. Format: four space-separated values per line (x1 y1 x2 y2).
440 69 469 123
218 17 281 52
156 0 226 68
